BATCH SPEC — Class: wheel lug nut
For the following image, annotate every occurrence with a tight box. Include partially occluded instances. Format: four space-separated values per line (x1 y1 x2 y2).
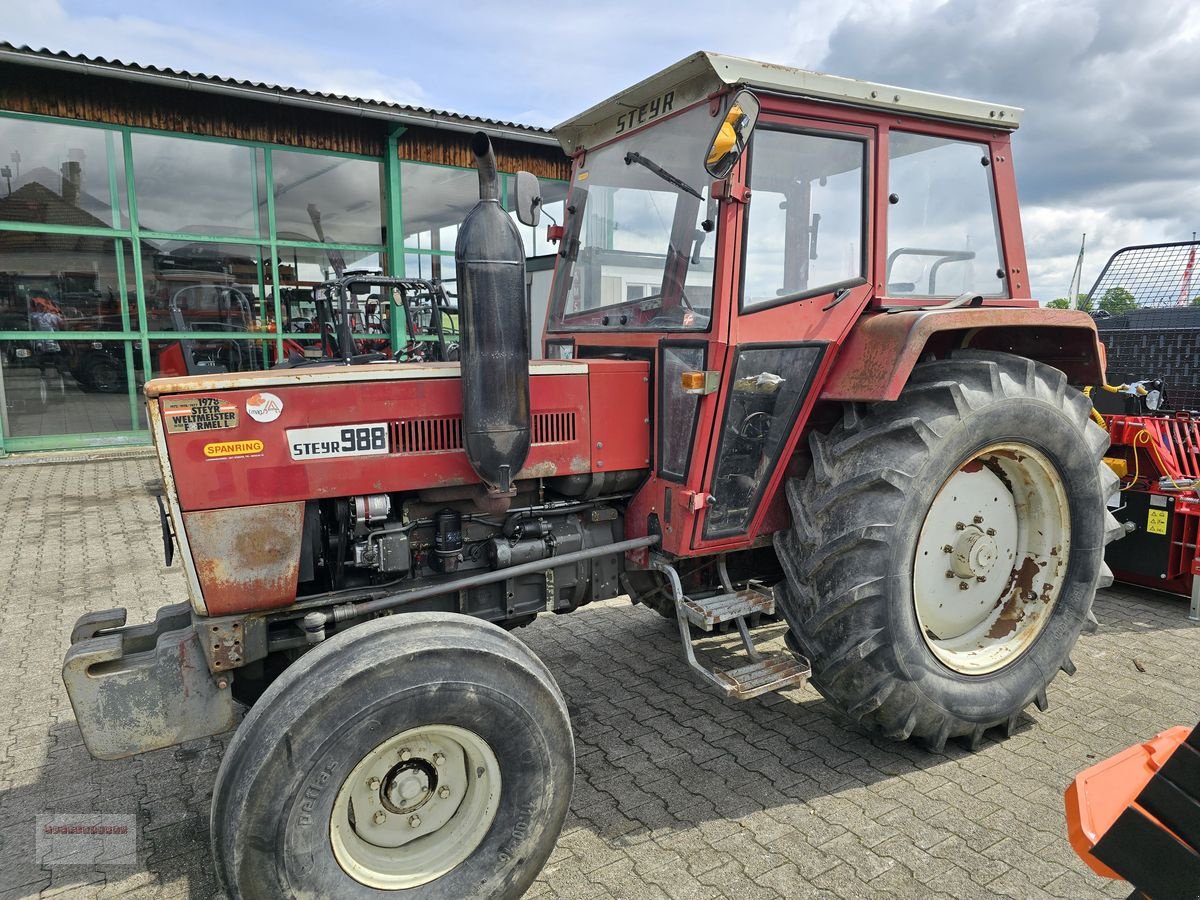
942 544 953 553
986 528 996 536
373 811 387 825
955 522 966 530
399 748 412 761
976 575 987 583
367 776 381 791
945 570 955 579
973 515 984 524
409 815 422 828
433 753 445 767
958 582 970 591
438 786 451 799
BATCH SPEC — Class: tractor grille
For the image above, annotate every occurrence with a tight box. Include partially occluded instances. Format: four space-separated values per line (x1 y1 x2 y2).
390 411 577 454
532 411 577 445
391 416 463 454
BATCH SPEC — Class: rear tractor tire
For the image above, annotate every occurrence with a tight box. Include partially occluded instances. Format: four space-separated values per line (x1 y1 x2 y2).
211 612 574 898
775 350 1120 751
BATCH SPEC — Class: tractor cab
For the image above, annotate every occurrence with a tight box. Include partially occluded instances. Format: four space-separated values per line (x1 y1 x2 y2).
520 52 1100 556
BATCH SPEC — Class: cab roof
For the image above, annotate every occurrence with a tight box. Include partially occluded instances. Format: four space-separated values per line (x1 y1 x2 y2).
554 51 1023 155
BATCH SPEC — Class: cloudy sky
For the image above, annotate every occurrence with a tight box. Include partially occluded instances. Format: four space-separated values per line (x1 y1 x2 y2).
8 0 1200 301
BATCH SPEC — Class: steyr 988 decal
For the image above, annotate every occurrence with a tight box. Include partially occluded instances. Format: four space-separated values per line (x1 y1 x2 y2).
288 423 390 460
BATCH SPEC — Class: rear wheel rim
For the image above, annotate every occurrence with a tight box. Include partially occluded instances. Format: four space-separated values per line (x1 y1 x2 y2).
329 723 501 890
912 443 1070 675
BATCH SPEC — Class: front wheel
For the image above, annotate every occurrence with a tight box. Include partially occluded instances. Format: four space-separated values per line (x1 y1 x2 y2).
775 350 1120 750
211 612 574 898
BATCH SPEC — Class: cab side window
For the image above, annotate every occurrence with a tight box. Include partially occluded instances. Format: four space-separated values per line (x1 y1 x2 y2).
886 132 1006 298
741 129 867 309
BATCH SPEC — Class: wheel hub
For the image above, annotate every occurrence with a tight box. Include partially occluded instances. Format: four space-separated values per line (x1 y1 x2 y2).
330 724 501 890
912 443 1071 675
382 760 436 814
950 527 998 579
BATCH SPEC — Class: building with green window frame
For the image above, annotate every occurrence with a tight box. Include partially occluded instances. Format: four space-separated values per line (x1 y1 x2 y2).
0 43 569 455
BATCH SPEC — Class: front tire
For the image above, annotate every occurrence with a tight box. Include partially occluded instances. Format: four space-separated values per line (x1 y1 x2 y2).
211 612 574 898
774 351 1120 750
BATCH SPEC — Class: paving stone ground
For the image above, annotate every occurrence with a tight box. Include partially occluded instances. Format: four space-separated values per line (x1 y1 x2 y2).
0 453 1195 898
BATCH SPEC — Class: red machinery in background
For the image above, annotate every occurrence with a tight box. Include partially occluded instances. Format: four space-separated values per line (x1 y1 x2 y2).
1087 242 1200 617
1102 412 1200 617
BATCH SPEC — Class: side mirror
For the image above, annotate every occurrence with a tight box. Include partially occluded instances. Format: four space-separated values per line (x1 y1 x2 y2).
705 89 761 180
514 171 543 227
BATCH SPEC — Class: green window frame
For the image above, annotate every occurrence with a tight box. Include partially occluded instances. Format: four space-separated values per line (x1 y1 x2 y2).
0 112 565 454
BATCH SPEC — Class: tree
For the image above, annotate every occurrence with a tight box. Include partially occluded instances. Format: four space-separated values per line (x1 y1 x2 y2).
1190 294 1200 307
1046 293 1092 311
1098 286 1137 315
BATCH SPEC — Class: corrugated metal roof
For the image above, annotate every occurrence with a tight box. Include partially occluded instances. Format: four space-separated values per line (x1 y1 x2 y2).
0 42 555 142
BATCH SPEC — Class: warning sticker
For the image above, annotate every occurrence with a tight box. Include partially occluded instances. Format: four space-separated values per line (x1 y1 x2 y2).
204 440 265 459
1147 508 1168 535
246 392 284 423
162 397 238 433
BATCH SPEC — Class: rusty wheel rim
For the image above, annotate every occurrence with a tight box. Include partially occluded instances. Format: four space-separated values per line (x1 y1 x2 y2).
912 443 1071 675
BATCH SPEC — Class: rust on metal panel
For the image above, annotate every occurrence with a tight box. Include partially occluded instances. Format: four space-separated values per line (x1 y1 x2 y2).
183 502 305 615
820 308 1105 402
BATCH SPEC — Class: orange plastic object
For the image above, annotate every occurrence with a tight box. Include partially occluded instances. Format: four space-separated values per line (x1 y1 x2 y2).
1065 725 1192 878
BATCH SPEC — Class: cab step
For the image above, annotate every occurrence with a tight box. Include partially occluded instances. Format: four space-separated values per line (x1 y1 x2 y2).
716 655 812 700
682 587 774 631
651 555 810 701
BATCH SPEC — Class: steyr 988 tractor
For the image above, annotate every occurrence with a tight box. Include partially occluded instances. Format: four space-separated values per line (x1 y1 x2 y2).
63 53 1120 897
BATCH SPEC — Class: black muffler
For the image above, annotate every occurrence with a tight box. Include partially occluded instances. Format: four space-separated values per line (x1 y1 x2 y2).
455 132 531 497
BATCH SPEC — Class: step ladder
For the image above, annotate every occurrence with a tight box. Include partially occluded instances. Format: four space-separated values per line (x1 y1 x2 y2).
652 555 811 700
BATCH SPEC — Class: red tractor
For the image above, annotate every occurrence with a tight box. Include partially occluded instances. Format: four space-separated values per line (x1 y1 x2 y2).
63 53 1120 897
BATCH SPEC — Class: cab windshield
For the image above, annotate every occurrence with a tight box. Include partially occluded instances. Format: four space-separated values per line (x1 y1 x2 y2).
549 102 717 332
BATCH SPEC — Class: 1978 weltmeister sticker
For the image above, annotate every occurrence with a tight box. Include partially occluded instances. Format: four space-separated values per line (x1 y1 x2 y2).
288 424 390 460
162 397 239 433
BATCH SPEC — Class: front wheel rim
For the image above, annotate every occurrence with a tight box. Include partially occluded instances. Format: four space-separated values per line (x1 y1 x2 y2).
330 723 501 890
912 443 1071 675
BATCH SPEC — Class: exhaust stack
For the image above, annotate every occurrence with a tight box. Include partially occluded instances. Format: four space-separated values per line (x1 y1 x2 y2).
455 132 532 497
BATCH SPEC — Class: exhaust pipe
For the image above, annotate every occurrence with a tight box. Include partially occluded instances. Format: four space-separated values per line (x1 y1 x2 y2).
455 132 531 497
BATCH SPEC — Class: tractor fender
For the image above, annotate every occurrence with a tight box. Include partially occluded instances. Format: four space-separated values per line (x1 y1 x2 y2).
820 307 1105 402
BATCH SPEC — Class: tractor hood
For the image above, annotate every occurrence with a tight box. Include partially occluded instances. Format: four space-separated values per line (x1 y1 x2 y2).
553 51 1023 156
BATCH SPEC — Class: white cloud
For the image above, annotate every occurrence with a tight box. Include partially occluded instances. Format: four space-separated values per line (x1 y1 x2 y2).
7 0 428 106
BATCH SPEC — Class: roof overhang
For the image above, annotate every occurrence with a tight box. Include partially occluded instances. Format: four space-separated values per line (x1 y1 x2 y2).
0 44 559 147
554 51 1023 155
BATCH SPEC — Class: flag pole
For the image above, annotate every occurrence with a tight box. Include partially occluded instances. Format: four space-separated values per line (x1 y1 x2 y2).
1068 233 1086 309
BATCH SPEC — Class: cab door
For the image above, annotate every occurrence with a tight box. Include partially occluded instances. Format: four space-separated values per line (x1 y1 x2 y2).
695 118 876 546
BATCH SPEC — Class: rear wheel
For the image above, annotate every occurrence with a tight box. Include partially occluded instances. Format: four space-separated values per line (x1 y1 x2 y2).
211 612 574 898
775 351 1120 750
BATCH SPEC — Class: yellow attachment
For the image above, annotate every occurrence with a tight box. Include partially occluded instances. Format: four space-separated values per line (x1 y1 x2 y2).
1102 457 1128 479
706 104 745 167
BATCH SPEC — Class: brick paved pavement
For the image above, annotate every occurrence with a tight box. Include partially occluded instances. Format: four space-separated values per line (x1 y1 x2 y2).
0 454 1196 898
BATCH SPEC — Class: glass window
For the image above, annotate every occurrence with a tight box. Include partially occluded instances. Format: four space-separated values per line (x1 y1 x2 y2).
273 246 387 338
705 344 824 537
887 132 1005 298
131 134 264 237
547 101 717 332
272 150 384 247
401 164 481 252
742 129 865 308
0 117 127 229
658 344 704 481
1 338 137 437
139 241 273 333
0 231 137 332
145 337 276 396
404 252 455 288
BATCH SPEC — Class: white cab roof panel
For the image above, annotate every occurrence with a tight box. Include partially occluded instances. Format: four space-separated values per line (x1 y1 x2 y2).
554 51 1022 155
